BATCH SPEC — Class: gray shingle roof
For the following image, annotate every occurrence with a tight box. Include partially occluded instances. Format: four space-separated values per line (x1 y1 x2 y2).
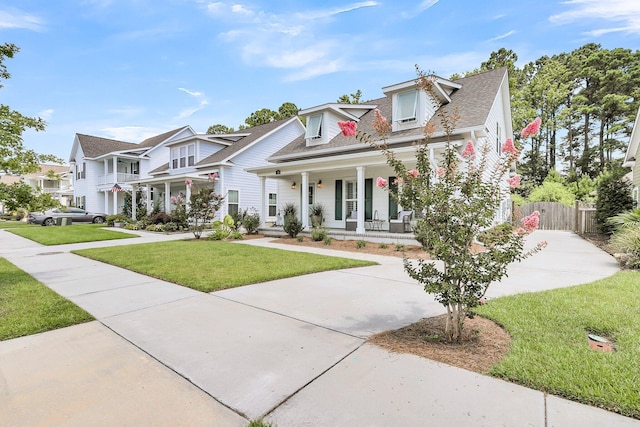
196 118 297 166
137 126 191 149
76 134 138 158
269 67 507 161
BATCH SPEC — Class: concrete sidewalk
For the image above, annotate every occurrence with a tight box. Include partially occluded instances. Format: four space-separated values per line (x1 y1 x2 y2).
0 228 637 426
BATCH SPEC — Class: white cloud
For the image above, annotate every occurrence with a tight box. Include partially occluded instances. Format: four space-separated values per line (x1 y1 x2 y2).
299 1 378 20
550 0 640 36
418 0 439 12
206 2 224 15
38 108 54 121
0 9 44 31
488 30 516 42
231 4 253 15
175 87 209 120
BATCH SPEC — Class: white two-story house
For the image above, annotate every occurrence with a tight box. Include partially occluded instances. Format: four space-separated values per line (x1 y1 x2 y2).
69 117 305 220
248 67 514 233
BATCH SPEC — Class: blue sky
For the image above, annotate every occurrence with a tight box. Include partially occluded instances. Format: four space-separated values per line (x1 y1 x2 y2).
2 0 640 161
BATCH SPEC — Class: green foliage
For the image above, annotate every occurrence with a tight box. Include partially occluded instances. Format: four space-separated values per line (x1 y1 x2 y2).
595 169 633 234
510 193 526 207
356 240 367 249
606 208 640 231
0 181 60 212
610 225 640 269
281 202 297 218
206 124 234 134
243 102 299 128
296 235 304 242
475 271 640 418
0 258 93 340
395 243 405 252
283 215 303 238
310 227 327 241
247 420 276 427
185 178 224 239
122 189 147 219
527 181 576 206
378 242 388 249
337 89 363 104
209 214 236 240
242 208 260 234
323 236 332 245
75 241 375 293
569 174 597 201
106 213 131 226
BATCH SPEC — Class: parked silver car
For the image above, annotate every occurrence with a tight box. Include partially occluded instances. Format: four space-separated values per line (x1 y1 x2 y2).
27 208 107 226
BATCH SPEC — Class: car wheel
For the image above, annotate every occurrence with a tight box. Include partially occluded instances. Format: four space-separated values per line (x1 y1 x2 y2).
43 218 55 226
93 216 105 224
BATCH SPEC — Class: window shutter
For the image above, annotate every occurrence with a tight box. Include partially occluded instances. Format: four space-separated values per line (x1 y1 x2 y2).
335 179 343 220
365 178 373 220
388 176 398 219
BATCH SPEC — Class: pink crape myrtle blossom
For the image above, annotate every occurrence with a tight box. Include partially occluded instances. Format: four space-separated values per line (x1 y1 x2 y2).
436 167 445 177
372 109 392 135
501 138 517 154
185 179 192 185
507 175 521 188
338 120 357 137
408 169 420 178
461 140 475 157
521 210 540 233
394 177 404 185
376 177 388 188
521 117 542 139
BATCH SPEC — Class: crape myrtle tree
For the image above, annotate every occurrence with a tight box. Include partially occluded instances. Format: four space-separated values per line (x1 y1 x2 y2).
184 174 224 239
338 70 545 341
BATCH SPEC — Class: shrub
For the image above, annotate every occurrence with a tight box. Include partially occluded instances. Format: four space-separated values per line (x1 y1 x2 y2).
282 202 297 218
356 240 367 249
528 181 575 206
323 236 332 245
230 230 244 240
164 222 178 232
395 243 405 251
378 242 389 249
145 224 157 232
296 235 304 242
283 216 303 238
149 212 171 224
208 228 229 241
610 225 640 268
243 209 260 234
596 169 633 234
311 227 327 241
607 208 640 231
106 214 130 227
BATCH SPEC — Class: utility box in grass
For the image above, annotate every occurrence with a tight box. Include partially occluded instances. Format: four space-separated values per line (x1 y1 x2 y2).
56 217 72 226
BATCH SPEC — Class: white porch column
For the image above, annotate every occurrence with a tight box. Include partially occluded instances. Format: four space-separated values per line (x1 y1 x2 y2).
131 186 137 220
164 182 171 213
185 180 192 210
356 166 365 234
146 185 152 213
259 176 266 228
112 187 118 215
103 159 108 185
104 191 109 215
301 172 309 229
112 157 118 183
218 168 226 217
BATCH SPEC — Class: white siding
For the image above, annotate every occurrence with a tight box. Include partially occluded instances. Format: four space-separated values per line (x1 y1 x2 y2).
198 141 225 161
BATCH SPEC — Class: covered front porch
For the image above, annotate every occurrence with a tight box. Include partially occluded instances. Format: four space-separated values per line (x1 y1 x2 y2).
258 224 421 246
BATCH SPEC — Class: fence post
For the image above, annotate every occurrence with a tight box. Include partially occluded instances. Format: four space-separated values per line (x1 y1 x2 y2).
575 200 580 233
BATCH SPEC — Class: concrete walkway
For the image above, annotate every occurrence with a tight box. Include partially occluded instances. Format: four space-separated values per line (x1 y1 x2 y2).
0 228 636 426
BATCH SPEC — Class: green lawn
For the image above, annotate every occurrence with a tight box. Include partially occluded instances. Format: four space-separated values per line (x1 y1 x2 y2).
74 240 376 292
8 224 137 245
475 270 640 418
0 258 94 341
0 220 33 229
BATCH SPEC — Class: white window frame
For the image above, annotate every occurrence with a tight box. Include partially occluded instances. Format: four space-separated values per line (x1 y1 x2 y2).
345 180 357 218
171 143 195 170
306 114 323 139
396 90 418 122
228 189 239 216
268 193 277 217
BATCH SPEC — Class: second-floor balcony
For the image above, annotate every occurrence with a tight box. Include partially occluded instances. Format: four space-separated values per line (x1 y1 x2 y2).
98 172 140 185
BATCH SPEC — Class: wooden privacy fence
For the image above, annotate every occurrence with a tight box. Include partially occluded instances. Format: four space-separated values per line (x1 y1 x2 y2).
516 201 597 233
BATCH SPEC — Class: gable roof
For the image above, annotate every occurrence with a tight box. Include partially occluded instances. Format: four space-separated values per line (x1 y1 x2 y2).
137 126 192 149
268 67 508 162
75 134 138 158
195 117 300 166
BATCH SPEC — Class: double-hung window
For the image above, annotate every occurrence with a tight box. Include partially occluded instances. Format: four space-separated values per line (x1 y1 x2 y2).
171 148 179 169
396 90 418 123
268 193 277 216
228 190 239 216
306 114 323 140
171 144 195 170
345 180 357 218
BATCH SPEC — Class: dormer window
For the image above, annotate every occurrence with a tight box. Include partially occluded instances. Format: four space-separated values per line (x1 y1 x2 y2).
396 90 417 123
171 143 195 169
306 114 323 140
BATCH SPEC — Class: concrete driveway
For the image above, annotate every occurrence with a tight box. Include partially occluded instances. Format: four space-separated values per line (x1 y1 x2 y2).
1 228 635 426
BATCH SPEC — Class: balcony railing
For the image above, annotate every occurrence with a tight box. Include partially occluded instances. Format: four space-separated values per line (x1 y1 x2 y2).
98 173 140 185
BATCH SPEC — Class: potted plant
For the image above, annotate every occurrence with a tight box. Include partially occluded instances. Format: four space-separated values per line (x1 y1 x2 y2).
310 202 325 228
